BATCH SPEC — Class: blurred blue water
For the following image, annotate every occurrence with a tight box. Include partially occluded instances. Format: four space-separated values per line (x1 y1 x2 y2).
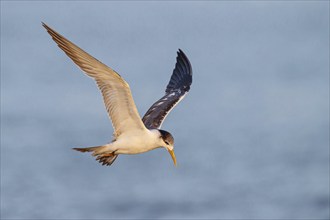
1 1 329 219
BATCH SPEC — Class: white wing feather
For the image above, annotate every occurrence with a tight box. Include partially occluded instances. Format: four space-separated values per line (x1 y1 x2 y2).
43 23 146 137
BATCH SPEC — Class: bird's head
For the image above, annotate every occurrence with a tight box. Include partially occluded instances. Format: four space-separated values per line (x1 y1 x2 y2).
158 129 176 166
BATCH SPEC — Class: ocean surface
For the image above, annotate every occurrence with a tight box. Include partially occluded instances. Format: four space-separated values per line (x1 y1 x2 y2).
1 2 329 219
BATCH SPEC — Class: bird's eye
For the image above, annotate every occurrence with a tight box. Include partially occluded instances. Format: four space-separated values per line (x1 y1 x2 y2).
165 141 169 145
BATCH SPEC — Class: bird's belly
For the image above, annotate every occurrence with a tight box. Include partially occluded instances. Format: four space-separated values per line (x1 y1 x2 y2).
117 145 157 154
114 131 160 154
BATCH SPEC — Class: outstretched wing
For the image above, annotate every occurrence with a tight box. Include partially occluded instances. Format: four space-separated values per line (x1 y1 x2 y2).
43 23 146 137
142 49 192 129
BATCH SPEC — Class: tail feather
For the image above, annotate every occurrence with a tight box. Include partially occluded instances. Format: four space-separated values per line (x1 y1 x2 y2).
73 146 101 153
73 145 118 166
96 154 118 166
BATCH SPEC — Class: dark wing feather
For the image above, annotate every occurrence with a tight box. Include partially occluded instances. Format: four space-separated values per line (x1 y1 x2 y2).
142 49 192 129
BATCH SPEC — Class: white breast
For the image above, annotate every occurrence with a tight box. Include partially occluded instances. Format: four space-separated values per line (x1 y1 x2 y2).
113 129 162 154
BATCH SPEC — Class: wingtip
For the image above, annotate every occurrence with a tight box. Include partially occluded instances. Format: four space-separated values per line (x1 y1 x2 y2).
177 48 184 56
175 48 192 76
42 22 57 34
177 49 188 61
41 21 47 28
41 22 52 33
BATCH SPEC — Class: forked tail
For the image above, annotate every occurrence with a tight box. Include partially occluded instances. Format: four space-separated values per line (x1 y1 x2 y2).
73 145 118 166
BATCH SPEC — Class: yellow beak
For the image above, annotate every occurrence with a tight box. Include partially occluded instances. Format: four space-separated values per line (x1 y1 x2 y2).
168 149 177 166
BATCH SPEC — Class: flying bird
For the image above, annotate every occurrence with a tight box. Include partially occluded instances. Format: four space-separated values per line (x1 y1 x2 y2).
42 23 192 166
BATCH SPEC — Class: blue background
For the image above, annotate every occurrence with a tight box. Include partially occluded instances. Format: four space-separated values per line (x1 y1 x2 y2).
1 1 329 219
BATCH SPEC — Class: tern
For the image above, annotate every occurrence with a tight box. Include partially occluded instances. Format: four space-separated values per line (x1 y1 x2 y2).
43 23 192 166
